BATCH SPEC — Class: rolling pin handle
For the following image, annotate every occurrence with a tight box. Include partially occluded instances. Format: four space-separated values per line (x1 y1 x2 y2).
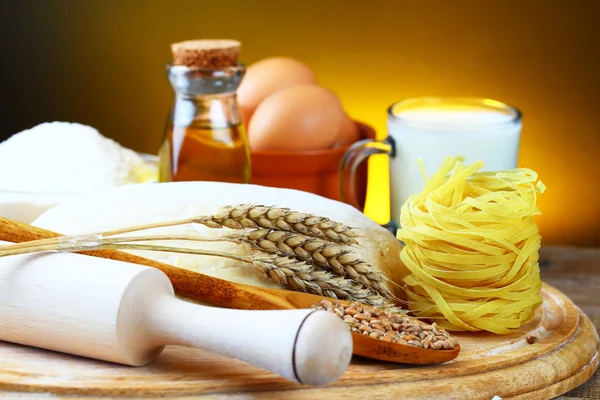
150 298 353 386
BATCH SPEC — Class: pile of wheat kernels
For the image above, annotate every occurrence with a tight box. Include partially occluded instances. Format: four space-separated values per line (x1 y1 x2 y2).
312 300 457 350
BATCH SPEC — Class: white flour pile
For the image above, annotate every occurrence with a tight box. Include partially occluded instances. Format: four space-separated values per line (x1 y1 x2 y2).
0 122 157 222
0 122 155 192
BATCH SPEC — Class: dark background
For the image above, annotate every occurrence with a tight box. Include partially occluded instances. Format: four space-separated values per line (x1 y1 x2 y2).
1 0 599 246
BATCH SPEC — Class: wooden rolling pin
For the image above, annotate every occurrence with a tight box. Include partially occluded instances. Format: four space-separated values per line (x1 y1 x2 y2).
0 251 353 386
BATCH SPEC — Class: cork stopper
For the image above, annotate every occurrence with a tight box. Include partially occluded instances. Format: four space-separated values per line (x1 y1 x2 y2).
171 39 241 69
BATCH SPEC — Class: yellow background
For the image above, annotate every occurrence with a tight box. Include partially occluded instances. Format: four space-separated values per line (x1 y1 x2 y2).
1 0 599 246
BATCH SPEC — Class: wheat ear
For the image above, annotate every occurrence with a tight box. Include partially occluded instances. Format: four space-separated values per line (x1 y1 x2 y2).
201 204 361 245
58 204 361 246
243 229 393 299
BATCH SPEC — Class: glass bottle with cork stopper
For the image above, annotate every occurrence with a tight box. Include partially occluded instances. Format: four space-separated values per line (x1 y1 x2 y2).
159 39 251 183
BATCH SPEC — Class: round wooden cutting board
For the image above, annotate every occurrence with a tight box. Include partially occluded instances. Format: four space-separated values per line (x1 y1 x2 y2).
0 283 597 400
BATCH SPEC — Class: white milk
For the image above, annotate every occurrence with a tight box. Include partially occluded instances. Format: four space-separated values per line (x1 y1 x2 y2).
388 105 521 223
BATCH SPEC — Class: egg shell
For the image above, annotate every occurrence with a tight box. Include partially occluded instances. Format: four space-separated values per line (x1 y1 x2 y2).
238 57 318 126
248 85 344 151
333 112 360 148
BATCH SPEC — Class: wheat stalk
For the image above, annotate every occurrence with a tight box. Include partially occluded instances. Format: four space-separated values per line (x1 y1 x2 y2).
0 233 393 307
0 204 401 307
80 203 389 299
0 234 239 258
250 252 392 307
201 204 361 245
243 228 393 299
63 204 361 247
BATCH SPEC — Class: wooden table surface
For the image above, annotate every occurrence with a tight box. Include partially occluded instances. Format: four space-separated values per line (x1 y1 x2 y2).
540 246 600 399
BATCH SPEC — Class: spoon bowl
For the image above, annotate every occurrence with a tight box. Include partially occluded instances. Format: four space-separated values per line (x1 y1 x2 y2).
246 286 460 364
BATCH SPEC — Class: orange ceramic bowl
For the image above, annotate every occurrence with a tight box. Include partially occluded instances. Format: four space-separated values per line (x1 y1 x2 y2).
250 122 375 210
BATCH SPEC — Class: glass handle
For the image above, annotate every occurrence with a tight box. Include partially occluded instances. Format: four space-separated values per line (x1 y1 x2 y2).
339 137 395 210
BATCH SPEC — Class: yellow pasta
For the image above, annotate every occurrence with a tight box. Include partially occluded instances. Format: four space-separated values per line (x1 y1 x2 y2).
397 156 546 334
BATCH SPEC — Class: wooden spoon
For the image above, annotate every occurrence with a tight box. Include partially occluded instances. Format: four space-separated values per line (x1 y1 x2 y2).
0 217 459 365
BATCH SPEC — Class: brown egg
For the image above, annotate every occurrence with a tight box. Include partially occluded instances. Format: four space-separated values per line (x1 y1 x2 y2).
248 85 344 151
238 57 318 126
333 112 360 148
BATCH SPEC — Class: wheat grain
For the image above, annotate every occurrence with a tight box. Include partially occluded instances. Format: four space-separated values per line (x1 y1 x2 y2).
313 300 457 349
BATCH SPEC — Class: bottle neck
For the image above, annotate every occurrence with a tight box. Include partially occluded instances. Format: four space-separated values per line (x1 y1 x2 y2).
173 94 243 128
167 64 245 127
167 64 245 96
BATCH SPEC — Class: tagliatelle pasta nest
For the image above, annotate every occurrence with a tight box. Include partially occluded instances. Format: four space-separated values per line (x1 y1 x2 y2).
397 156 546 334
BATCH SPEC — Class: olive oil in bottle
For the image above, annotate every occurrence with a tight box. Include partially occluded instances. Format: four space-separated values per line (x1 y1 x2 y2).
160 121 250 183
159 40 250 184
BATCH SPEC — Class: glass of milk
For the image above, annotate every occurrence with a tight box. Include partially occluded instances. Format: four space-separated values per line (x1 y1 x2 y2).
339 97 521 226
